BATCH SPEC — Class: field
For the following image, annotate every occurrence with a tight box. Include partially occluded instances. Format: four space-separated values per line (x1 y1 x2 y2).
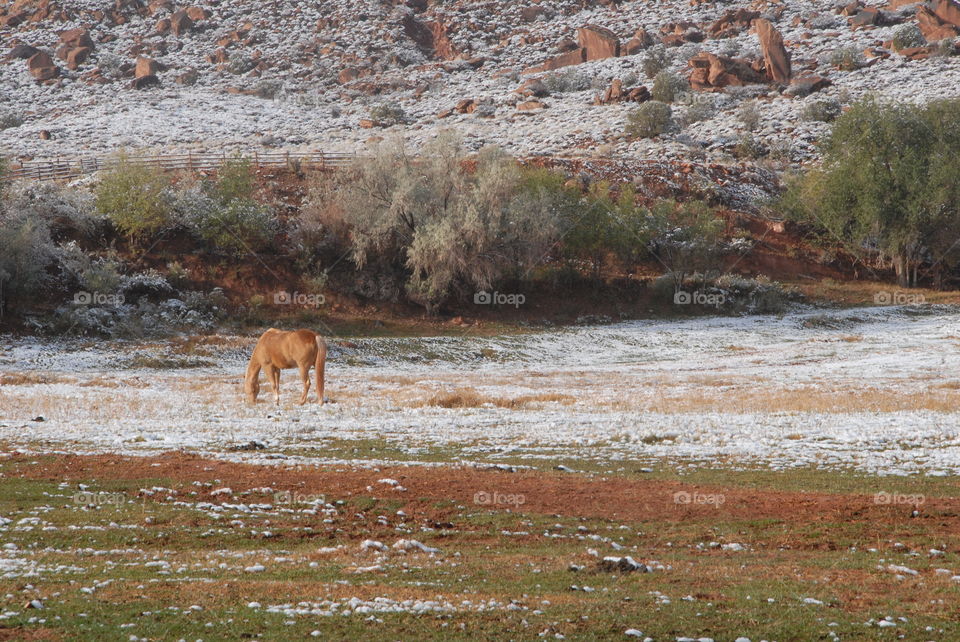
2 305 960 640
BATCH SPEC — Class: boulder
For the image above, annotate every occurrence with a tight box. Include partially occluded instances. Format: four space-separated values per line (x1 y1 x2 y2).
185 6 210 21
170 9 193 36
156 17 170 33
130 74 160 89
59 28 95 51
338 67 360 83
27 51 59 81
754 18 791 83
516 78 549 97
932 0 960 27
8 44 40 60
688 52 766 90
522 47 586 74
708 9 760 37
624 27 655 54
1 11 28 28
516 99 546 111
454 98 476 113
917 6 960 40
577 24 620 60
135 56 160 78
555 37 579 53
785 74 832 96
593 78 650 105
66 47 92 69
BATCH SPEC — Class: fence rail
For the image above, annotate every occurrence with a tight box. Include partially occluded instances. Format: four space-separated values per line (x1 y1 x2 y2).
4 151 356 183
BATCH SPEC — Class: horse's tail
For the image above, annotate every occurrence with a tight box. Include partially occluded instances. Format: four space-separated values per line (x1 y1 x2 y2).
244 353 261 403
315 335 327 405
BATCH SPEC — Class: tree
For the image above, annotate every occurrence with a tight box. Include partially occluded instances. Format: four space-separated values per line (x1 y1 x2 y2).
781 96 960 287
645 200 726 291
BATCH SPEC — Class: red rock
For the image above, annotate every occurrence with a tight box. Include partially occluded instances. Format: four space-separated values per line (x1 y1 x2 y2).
898 45 935 59
708 9 760 37
787 74 832 95
687 52 766 90
186 6 210 21
148 0 173 15
358 118 375 128
455 98 476 113
66 47 92 69
170 9 193 36
516 78 549 97
577 24 620 60
932 0 960 27
1 11 28 28
135 56 160 78
9 44 40 60
130 74 160 89
39 130 51 140
207 48 229 64
624 27 655 54
156 17 171 33
522 48 586 74
754 18 791 83
917 6 960 41
27 51 59 81
59 28 95 51
555 37 579 53
516 99 546 111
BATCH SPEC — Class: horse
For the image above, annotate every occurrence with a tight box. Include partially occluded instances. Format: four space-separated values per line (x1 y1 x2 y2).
244 328 327 405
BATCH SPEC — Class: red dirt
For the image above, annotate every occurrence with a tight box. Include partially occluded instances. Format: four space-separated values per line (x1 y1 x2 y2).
8 452 958 530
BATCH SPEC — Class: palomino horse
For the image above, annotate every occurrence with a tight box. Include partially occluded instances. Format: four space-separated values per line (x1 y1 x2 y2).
244 328 327 405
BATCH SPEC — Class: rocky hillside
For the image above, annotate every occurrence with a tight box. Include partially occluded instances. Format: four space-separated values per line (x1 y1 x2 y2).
2 0 960 166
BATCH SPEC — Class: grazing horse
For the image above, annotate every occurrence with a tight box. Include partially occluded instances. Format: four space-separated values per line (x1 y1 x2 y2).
244 328 327 405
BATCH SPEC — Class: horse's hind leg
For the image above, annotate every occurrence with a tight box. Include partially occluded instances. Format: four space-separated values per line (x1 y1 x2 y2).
266 365 280 405
297 363 310 405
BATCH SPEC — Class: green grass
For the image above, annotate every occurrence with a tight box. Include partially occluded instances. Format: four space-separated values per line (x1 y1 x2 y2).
2 455 960 640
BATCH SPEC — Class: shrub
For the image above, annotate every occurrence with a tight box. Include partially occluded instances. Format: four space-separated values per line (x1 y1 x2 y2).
829 46 866 71
802 98 842 123
3 181 100 239
227 52 255 75
892 24 925 51
329 134 561 313
174 159 276 256
680 96 715 125
369 102 407 125
737 100 760 131
642 45 671 79
733 133 765 159
651 71 685 103
0 110 24 130
625 101 673 138
542 68 593 93
58 241 124 296
0 208 57 315
95 155 171 244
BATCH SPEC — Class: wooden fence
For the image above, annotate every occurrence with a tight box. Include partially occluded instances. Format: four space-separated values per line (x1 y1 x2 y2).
4 150 356 183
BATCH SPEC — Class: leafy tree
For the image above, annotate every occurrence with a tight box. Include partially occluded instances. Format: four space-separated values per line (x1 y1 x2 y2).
781 96 960 287
646 200 726 291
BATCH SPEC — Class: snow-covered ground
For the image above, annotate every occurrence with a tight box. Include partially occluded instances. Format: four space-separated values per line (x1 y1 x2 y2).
3 0 960 163
2 305 960 475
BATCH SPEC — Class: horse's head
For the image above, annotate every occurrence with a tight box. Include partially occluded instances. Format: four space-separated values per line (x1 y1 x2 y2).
244 373 260 404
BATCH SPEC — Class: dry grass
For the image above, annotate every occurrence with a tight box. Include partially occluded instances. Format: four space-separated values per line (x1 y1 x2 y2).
607 386 960 413
0 372 76 386
418 387 576 409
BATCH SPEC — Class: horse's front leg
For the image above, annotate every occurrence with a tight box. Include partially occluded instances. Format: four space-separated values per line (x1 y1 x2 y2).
266 365 280 405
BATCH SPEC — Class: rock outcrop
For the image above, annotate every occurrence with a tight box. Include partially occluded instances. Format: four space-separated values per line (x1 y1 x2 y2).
754 19 791 83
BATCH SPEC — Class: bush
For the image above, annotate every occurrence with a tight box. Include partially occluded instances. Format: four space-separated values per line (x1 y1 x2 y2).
174 158 276 256
829 47 866 71
542 68 593 93
369 102 407 125
625 101 673 138
802 98 842 123
733 133 765 159
58 241 124 296
0 110 24 130
3 181 100 239
737 100 761 131
680 96 715 125
227 52 255 75
0 208 57 315
892 24 925 51
327 134 562 313
651 71 685 103
642 45 671 79
95 155 171 244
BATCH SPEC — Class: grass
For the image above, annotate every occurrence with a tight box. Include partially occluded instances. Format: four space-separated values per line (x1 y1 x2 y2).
1 456 959 640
